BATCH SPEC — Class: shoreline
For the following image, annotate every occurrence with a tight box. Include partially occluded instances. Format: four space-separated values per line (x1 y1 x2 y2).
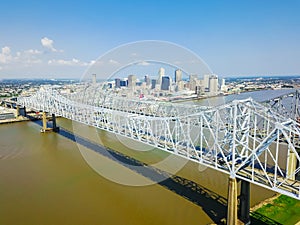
0 117 29 124
0 114 56 125
163 87 297 103
250 193 280 212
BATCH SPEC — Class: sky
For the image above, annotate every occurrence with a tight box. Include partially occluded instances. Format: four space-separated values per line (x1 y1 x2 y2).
0 0 299 79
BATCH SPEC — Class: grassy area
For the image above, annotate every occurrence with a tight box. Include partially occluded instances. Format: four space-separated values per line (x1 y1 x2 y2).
252 195 300 225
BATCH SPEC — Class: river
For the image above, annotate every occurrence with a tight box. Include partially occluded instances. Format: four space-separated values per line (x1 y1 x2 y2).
0 89 295 225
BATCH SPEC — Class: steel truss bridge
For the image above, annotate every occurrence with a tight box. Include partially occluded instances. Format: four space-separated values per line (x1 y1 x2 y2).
18 87 300 200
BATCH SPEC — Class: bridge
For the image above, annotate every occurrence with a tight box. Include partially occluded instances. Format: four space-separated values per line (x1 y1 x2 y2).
17 87 300 225
262 89 300 122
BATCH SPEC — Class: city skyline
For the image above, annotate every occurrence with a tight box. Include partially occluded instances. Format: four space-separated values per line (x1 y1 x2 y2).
0 0 300 78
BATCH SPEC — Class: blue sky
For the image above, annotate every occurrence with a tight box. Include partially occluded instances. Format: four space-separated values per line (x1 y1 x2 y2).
0 0 299 79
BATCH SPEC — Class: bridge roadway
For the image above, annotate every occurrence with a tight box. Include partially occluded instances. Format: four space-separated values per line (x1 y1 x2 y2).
17 87 300 224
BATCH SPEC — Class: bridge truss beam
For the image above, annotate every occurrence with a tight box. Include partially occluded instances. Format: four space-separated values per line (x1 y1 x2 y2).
18 87 300 200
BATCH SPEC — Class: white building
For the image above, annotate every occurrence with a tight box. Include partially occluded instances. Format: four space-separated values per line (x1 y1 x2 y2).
157 67 165 85
203 74 210 92
209 75 219 95
128 75 137 89
221 78 228 92
202 74 219 96
175 69 182 83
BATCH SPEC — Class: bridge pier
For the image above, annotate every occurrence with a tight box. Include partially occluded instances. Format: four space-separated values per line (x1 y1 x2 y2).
22 106 27 117
15 105 27 117
227 176 238 225
41 112 59 133
16 105 20 117
52 113 59 132
42 112 48 132
287 150 297 180
227 178 251 225
239 180 251 224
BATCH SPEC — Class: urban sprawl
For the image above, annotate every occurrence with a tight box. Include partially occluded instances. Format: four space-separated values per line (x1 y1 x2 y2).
0 70 300 102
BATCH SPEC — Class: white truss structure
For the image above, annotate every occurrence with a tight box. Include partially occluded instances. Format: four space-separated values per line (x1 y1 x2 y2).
263 89 300 121
18 87 300 199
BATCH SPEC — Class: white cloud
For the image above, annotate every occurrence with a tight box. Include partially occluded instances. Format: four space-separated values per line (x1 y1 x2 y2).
25 49 42 55
14 49 43 65
0 46 42 66
0 46 12 64
89 60 105 66
41 37 62 52
48 58 88 66
25 58 43 65
2 46 11 55
0 39 92 75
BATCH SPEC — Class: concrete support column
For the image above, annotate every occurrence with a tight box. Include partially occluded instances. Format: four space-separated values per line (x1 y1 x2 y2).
239 180 251 224
52 114 56 129
23 106 27 117
42 112 47 131
16 105 20 117
52 113 59 132
287 150 296 180
227 176 238 225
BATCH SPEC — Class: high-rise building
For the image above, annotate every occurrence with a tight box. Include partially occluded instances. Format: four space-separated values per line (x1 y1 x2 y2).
151 79 156 89
92 74 96 85
115 78 121 88
120 79 128 87
209 75 219 95
157 67 165 85
176 80 185 91
175 69 182 83
203 74 210 92
128 75 136 89
144 75 151 86
189 80 197 92
221 78 225 87
221 78 228 92
189 74 198 92
161 76 171 91
195 86 201 94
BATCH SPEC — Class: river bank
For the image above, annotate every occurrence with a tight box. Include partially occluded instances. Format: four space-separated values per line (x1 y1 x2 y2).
251 194 300 225
0 116 29 124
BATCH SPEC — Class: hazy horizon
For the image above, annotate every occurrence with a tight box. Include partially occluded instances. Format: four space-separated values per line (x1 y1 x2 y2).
1 74 300 81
